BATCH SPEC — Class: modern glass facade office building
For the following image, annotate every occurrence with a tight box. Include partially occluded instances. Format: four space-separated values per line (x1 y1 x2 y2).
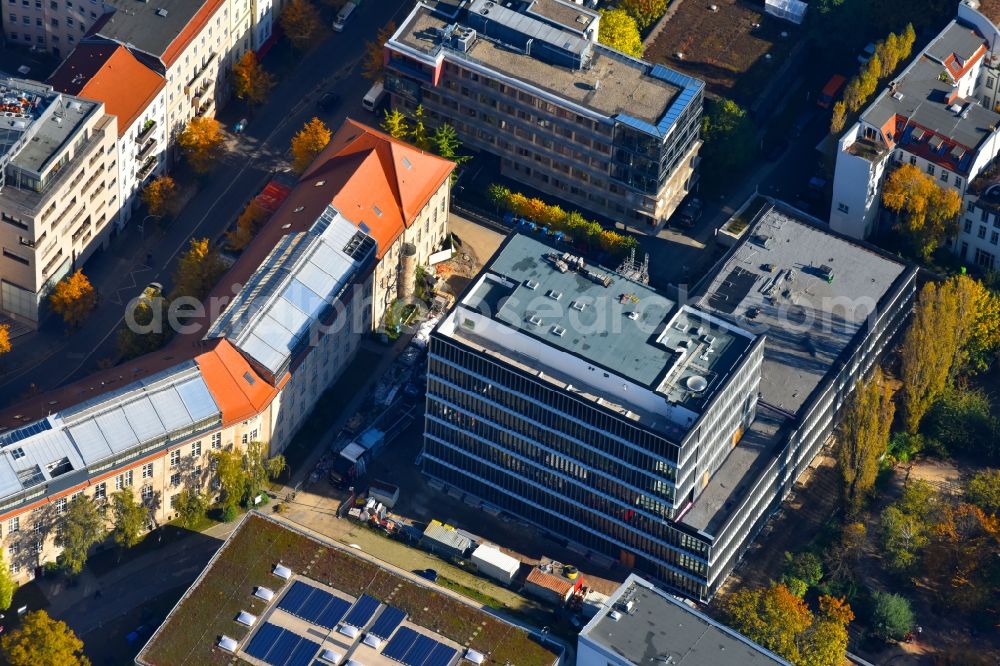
423 206 916 601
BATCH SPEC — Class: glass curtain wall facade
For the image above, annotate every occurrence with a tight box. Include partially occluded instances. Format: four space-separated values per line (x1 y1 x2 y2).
423 335 714 598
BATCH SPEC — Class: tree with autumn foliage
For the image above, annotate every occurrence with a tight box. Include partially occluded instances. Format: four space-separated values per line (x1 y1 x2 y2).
829 101 846 135
140 175 177 218
291 117 331 173
232 51 274 110
0 323 10 357
362 22 396 82
1 610 90 666
381 108 409 140
923 502 1000 618
882 163 961 260
598 9 643 58
838 367 895 513
618 0 668 31
227 199 269 251
280 0 322 51
171 238 226 301
178 117 225 174
900 275 996 432
725 582 853 666
48 269 97 328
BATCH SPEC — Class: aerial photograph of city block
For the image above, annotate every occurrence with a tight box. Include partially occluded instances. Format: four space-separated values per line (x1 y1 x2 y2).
0 0 997 664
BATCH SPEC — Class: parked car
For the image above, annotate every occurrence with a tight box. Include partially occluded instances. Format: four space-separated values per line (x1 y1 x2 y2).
418 568 439 583
672 196 703 229
817 74 847 109
858 42 876 65
317 91 341 112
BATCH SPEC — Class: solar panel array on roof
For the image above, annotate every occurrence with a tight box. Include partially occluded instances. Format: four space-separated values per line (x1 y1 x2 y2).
244 622 320 666
0 419 52 448
369 605 406 639
382 626 457 666
277 580 351 629
344 594 380 628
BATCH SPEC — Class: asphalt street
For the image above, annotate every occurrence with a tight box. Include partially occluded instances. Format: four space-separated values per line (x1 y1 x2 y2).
0 0 412 404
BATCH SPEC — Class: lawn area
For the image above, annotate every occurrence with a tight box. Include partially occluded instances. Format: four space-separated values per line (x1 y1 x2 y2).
139 514 560 666
645 0 800 105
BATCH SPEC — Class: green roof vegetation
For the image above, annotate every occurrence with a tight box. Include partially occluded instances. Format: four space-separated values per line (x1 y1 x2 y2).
139 513 559 666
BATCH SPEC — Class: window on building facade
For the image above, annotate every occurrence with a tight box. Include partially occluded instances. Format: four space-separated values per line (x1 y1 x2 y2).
993 231 999 245
55 497 66 514
965 219 974 233
170 449 180 467
212 432 221 449
979 225 987 239
170 473 180 487
142 462 153 479
116 470 133 489
141 485 153 500
8 517 18 533
837 203 849 214
94 482 106 500
909 155 917 166
191 441 201 457
975 248 996 269
940 171 948 183
926 164 935 176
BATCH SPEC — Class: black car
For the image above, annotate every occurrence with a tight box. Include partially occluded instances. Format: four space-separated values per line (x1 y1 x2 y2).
317 92 341 112
672 197 703 229
418 568 438 583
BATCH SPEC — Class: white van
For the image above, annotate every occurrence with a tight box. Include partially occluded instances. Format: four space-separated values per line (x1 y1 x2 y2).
332 2 356 32
362 81 386 113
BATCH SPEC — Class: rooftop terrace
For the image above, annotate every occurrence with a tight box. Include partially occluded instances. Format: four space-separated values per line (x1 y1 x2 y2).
393 4 682 126
0 78 97 179
443 234 755 440
580 574 791 665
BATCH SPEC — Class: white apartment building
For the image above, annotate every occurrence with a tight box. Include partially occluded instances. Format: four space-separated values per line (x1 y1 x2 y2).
0 77 118 326
49 44 169 229
831 5 1000 242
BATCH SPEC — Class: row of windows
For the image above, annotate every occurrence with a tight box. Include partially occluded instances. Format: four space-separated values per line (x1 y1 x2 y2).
424 456 709 598
430 341 679 460
426 407 674 515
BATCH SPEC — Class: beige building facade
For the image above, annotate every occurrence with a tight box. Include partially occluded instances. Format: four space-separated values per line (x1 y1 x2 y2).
0 77 118 326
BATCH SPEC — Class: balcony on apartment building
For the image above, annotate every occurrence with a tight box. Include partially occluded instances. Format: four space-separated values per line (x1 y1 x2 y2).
136 119 157 144
846 137 890 163
137 156 157 179
137 137 158 162
184 52 218 96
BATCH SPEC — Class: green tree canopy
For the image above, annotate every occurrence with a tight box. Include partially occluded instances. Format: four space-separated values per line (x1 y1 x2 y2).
0 553 17 611
381 108 409 140
55 495 106 575
174 488 209 529
110 489 148 550
870 591 914 641
701 99 757 176
880 479 940 572
966 469 1000 515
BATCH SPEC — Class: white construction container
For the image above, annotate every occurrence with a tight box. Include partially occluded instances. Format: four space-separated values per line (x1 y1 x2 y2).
471 544 520 584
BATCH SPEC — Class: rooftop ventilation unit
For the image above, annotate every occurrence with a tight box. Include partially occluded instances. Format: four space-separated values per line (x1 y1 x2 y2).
551 325 566 337
571 300 586 311
673 321 688 332
547 290 562 300
453 27 478 52
703 334 716 345
527 315 543 326
155 7 168 17
524 279 539 290
627 311 640 320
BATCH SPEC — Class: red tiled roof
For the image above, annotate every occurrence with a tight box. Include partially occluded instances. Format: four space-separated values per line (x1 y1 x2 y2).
48 43 165 137
525 568 574 597
195 339 282 425
301 118 455 259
